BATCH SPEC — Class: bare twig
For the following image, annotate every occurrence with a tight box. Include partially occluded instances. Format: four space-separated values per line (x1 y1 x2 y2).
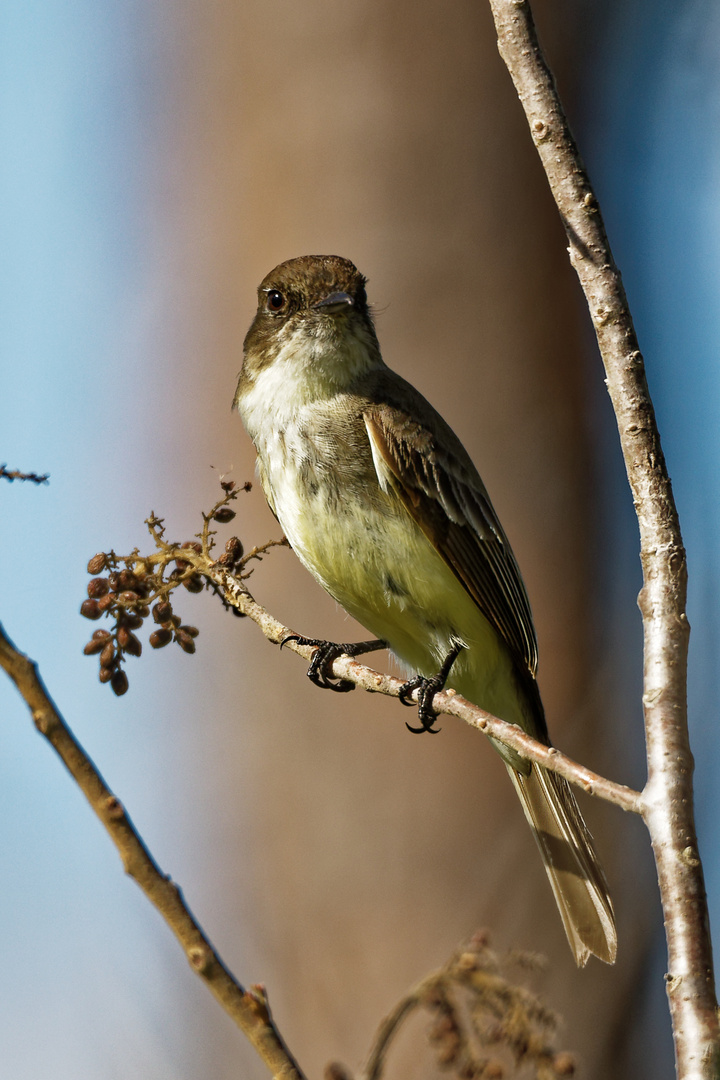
0 622 306 1080
0 465 49 484
485 2 718 1076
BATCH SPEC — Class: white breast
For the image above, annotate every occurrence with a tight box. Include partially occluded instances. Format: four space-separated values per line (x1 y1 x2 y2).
237 352 304 445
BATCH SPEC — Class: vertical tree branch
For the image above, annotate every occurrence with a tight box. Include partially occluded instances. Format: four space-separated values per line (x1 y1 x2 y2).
486 3 718 1077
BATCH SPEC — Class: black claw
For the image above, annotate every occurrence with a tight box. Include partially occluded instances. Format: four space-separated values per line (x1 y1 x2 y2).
400 677 442 733
398 675 423 707
307 642 355 692
280 634 386 693
399 642 465 735
405 712 440 738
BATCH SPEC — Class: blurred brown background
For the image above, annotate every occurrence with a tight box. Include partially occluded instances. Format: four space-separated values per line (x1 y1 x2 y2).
142 1 654 1075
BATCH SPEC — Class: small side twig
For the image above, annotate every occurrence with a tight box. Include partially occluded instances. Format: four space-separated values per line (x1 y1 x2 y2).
0 464 49 484
0 622 306 1080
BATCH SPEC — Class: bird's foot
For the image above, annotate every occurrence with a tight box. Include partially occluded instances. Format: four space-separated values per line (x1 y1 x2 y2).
280 635 386 693
399 641 465 734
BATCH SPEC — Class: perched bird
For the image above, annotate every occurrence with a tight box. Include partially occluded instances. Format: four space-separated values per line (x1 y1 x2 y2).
234 254 616 966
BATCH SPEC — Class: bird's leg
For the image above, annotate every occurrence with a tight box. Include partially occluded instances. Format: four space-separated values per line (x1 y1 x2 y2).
280 634 387 693
399 641 465 734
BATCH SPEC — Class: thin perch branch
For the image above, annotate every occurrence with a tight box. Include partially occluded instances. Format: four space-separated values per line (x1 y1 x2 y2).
83 488 642 812
486 2 718 1077
204 563 642 815
0 622 306 1080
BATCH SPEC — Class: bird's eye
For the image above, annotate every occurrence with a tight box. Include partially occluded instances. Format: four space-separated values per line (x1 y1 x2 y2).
266 290 286 312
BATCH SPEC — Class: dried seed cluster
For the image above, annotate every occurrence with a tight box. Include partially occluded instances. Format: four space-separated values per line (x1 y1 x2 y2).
80 479 265 695
423 932 575 1080
81 552 204 695
329 932 575 1080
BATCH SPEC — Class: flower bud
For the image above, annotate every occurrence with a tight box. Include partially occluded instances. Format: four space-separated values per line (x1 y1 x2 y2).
99 667 113 683
149 628 172 649
213 507 236 523
87 577 110 599
84 636 108 655
87 553 107 575
226 536 243 559
153 601 173 624
100 642 116 668
80 599 101 620
175 629 196 654
111 670 129 696
124 632 142 657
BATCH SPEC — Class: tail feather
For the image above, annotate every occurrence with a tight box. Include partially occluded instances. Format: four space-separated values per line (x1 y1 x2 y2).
507 763 617 966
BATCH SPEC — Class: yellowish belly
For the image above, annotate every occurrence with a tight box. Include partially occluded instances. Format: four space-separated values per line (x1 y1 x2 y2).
265 452 531 737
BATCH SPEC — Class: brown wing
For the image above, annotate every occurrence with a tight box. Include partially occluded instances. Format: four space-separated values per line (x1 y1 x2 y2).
364 404 538 680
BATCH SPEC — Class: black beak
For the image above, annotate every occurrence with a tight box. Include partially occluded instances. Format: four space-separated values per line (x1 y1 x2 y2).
313 291 354 313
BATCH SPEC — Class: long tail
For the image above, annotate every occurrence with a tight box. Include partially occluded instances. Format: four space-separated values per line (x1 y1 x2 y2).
507 763 617 966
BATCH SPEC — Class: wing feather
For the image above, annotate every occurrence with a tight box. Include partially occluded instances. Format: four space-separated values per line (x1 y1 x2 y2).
364 405 538 679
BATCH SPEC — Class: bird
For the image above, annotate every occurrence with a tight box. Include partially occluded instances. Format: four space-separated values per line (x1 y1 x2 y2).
233 253 616 966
